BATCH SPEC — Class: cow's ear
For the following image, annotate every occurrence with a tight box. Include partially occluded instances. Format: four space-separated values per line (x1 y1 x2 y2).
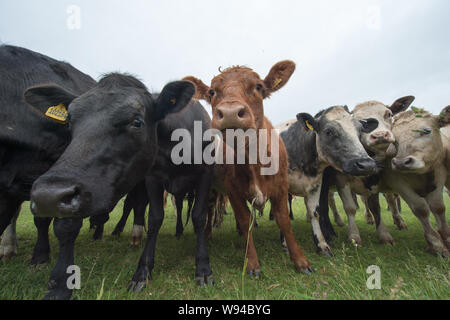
389 96 415 114
438 105 450 128
24 84 77 115
263 60 296 98
182 76 211 101
296 113 319 132
155 81 195 121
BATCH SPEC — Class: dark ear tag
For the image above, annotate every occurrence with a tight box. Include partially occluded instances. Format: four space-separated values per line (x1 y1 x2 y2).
45 104 68 124
305 120 315 131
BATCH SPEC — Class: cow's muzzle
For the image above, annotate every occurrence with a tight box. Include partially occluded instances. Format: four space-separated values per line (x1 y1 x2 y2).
343 157 377 176
30 181 86 218
213 104 252 130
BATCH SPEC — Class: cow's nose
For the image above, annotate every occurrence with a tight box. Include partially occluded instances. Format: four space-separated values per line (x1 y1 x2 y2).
215 105 250 129
345 157 377 176
370 131 394 144
392 157 414 170
31 184 82 218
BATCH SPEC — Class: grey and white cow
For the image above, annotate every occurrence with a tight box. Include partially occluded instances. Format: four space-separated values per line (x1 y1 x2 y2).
326 96 414 245
279 106 378 255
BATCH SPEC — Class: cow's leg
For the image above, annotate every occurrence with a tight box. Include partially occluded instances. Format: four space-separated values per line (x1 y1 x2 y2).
44 217 82 300
399 189 448 256
426 188 450 250
0 207 20 259
337 185 361 245
228 193 260 276
304 198 312 223
0 197 21 236
328 192 345 227
205 196 214 240
386 193 407 230
30 217 52 266
361 195 375 225
191 172 213 286
367 194 394 245
90 212 109 241
272 196 313 274
306 188 333 256
171 194 177 218
174 194 184 239
112 195 133 236
288 193 294 220
130 199 146 247
128 180 164 292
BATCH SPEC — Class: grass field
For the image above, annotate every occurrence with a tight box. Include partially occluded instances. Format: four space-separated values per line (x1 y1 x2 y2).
0 195 449 300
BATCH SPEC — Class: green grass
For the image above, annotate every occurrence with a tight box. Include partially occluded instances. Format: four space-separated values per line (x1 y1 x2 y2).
0 195 449 300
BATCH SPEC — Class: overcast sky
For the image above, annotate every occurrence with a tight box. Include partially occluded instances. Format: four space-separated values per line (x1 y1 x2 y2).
1 0 449 123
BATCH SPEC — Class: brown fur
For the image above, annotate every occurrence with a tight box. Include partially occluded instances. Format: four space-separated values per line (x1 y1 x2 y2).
183 61 311 273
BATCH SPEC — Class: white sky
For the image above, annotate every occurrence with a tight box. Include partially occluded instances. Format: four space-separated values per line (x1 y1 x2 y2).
1 0 449 123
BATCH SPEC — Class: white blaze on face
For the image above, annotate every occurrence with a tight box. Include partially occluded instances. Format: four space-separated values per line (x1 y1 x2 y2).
352 101 394 156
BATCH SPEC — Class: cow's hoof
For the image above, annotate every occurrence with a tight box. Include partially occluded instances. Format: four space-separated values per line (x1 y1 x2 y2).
127 281 147 292
302 266 315 275
30 254 50 267
365 216 375 225
0 244 17 259
379 233 394 246
335 220 345 227
130 225 144 246
196 274 214 286
246 270 261 279
44 280 72 300
349 235 362 246
175 233 182 240
111 229 122 237
317 244 334 257
394 219 408 230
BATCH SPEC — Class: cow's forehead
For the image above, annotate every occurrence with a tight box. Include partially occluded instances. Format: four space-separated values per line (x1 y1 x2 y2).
352 101 388 119
393 110 435 129
70 88 146 117
322 107 352 122
211 67 261 86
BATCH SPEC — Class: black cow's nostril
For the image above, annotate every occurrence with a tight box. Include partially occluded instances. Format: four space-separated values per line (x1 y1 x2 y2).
238 109 246 118
217 109 224 120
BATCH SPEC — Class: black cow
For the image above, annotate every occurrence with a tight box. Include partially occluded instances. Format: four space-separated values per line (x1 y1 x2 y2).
279 106 378 255
25 74 209 299
127 99 214 291
0 45 96 263
25 73 195 299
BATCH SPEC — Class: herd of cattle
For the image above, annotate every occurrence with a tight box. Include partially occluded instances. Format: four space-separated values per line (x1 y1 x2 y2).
0 45 449 300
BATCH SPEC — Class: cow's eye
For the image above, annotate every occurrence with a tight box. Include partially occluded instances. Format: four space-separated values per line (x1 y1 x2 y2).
360 118 379 133
132 119 142 128
324 128 334 137
209 89 215 97
256 84 263 91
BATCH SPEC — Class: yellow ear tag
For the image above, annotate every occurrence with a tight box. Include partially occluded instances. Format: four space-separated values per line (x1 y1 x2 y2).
45 104 68 124
170 98 177 105
305 120 314 131
272 78 283 89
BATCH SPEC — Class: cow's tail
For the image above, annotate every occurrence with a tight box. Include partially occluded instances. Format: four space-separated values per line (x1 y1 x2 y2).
319 166 336 243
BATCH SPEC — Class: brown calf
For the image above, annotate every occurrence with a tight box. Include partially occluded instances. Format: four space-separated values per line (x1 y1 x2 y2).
184 61 313 275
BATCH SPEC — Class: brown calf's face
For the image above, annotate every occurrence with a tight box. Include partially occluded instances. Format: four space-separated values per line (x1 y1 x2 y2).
391 106 450 173
184 60 296 131
352 96 414 156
